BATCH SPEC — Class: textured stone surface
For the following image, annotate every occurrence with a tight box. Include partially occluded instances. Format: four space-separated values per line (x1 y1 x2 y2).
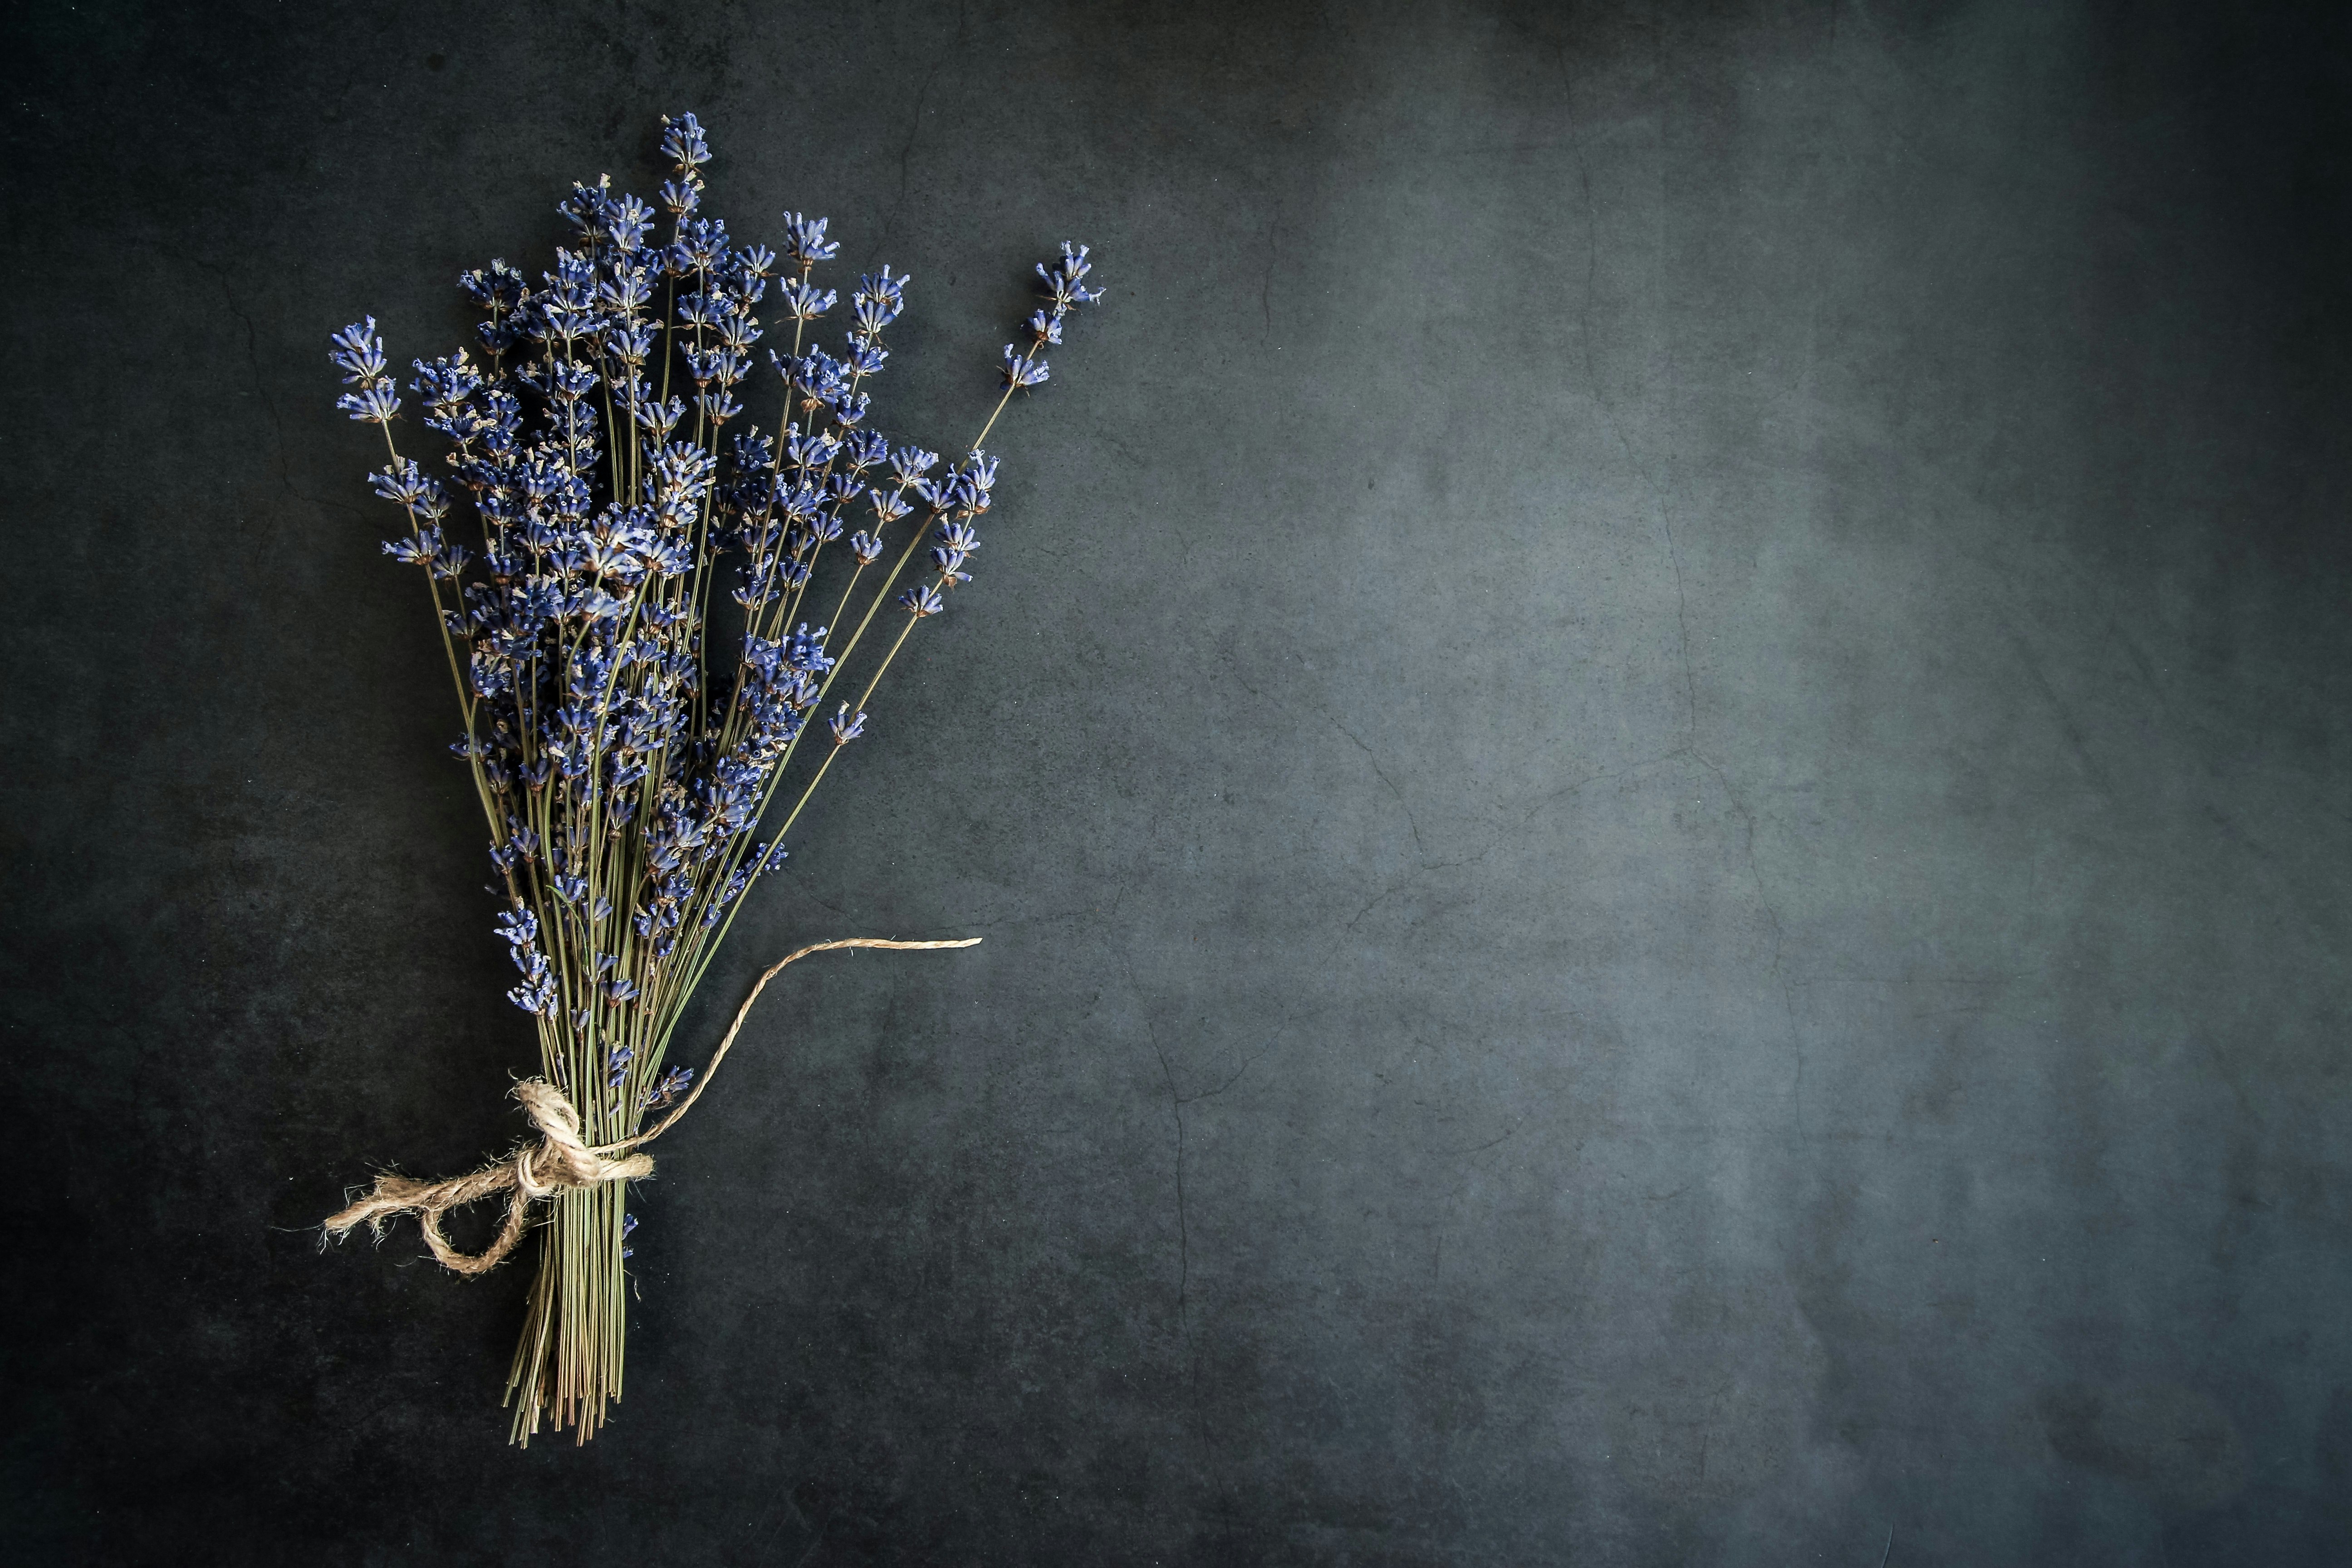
5 1 2349 1562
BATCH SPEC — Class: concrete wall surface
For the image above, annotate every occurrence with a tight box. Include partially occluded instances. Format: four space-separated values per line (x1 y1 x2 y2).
4 1 2349 1562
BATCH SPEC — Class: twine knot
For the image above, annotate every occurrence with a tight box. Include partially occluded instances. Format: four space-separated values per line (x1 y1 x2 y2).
323 1079 654 1276
321 935 981 1277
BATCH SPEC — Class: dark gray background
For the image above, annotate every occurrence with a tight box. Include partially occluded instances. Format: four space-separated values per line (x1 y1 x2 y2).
5 0 2348 1562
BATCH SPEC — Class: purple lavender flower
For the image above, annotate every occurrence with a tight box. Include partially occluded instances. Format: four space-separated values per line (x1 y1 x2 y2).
329 318 390 384
779 278 836 322
779 211 838 266
336 379 402 425
659 112 710 173
964 451 999 502
1037 241 1104 309
1000 345 1050 389
851 265 911 337
674 216 730 272
639 1066 695 1112
932 520 981 578
458 260 527 312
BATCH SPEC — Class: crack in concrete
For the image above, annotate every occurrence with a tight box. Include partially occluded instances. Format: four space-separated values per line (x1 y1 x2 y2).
1343 850 1492 932
1999 614 2120 806
1513 747 1688 830
1122 951 1223 1507
872 0 965 268
1559 50 1699 749
1554 52 1804 1133
1436 1124 1519 1158
192 254 333 519
940 902 1098 931
1176 1040 1275 1106
1688 746 1806 1136
1259 198 1281 340
1122 950 1286 1519
1154 1035 1189 1336
1219 645 1431 868
1318 704 1427 856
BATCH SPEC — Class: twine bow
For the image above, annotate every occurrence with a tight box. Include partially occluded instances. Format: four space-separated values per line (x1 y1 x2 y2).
322 936 980 1274
323 1079 651 1274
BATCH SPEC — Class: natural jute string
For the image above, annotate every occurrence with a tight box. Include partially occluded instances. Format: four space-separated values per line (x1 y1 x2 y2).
322 936 982 1274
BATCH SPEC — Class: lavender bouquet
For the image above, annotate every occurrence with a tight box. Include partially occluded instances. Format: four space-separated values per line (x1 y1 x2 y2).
319 113 1101 1445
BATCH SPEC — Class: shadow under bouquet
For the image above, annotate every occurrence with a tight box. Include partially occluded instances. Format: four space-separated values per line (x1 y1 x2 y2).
319 112 1101 1445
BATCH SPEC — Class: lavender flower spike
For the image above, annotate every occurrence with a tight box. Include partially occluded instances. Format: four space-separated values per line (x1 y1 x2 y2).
1001 345 1051 389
